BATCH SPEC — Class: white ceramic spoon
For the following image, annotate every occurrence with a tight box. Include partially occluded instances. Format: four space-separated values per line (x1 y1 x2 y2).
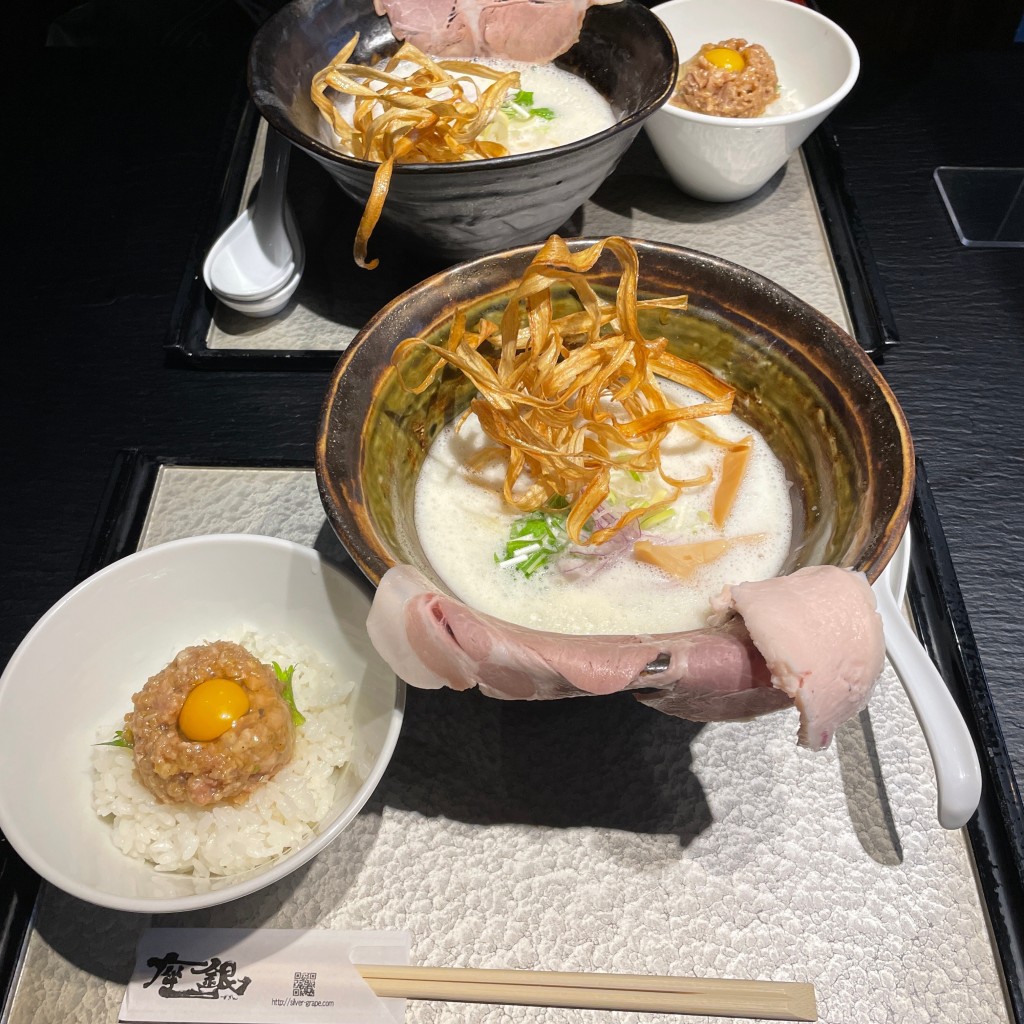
202 126 302 304
874 528 982 829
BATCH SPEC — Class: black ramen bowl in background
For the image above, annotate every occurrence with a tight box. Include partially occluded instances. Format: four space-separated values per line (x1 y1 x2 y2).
248 0 677 263
316 238 915 595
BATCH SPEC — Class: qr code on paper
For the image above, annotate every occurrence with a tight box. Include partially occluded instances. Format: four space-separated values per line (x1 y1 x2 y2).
293 972 317 998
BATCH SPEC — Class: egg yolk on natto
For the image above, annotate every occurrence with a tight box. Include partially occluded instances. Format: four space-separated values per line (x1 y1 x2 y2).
705 47 746 72
178 677 250 741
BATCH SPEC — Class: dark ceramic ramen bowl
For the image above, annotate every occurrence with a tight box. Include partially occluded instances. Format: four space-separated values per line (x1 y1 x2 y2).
248 0 677 262
317 239 914 593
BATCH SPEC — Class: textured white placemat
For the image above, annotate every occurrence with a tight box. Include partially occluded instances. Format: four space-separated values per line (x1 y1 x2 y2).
205 125 849 352
6 467 1007 1024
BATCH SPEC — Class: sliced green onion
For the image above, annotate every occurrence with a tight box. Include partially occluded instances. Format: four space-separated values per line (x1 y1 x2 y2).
498 505 570 577
520 552 550 577
498 552 531 568
532 107 556 120
510 541 542 557
640 507 677 529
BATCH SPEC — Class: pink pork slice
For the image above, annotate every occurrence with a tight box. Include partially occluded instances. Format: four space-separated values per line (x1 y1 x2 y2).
709 565 886 750
373 0 622 63
365 563 884 748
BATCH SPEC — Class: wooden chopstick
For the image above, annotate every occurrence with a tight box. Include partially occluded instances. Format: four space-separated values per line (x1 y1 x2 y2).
356 965 817 1021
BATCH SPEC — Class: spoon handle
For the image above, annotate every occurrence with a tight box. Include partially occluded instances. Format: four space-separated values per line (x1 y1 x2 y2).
879 587 982 829
252 126 292 265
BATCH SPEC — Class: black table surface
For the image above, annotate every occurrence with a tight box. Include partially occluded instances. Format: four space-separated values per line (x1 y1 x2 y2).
4 0 1023 877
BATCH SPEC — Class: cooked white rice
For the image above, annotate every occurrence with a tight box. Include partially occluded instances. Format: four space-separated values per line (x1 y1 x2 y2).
91 629 355 877
766 85 803 116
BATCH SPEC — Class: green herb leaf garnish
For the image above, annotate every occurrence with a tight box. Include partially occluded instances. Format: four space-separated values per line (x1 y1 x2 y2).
498 504 571 578
96 728 133 749
501 90 557 123
273 662 306 727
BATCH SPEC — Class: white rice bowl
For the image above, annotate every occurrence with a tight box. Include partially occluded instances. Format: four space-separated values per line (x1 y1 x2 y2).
644 0 860 201
92 630 355 877
0 535 403 913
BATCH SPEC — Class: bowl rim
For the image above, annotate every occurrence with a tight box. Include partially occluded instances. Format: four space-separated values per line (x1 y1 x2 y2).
0 533 406 914
648 0 860 128
316 236 915 591
248 0 678 175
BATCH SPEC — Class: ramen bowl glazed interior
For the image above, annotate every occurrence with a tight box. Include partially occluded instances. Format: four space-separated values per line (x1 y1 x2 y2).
317 238 913 597
644 0 859 202
248 0 677 263
0 534 404 914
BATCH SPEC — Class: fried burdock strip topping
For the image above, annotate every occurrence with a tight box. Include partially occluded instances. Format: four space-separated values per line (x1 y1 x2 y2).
311 35 520 268
392 235 741 544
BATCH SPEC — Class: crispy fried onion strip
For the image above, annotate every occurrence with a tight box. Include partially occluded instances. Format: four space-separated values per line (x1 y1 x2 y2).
311 35 520 269
392 235 738 545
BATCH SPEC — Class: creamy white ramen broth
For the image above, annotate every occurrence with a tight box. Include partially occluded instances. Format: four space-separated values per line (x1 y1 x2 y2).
328 59 617 157
415 381 793 635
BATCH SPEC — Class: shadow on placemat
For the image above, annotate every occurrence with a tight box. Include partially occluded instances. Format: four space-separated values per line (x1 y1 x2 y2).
386 685 713 847
836 708 904 866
